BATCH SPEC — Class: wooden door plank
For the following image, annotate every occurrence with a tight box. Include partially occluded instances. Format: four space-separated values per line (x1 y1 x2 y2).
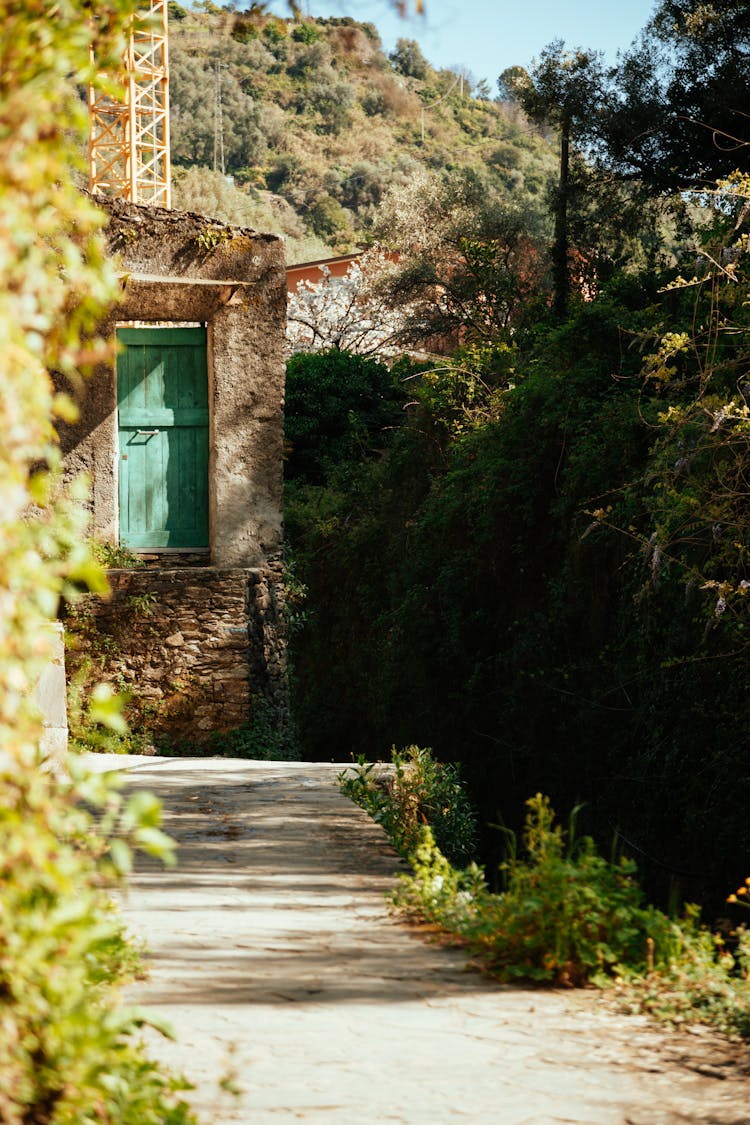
117 327 209 550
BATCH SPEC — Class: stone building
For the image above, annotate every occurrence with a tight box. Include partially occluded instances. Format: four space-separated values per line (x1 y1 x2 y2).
59 197 290 749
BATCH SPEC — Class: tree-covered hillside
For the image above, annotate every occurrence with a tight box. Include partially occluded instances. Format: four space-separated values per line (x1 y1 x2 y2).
168 3 557 261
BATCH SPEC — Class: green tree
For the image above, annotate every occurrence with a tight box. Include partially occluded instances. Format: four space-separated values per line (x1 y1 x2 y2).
375 166 548 345
389 36 430 79
307 75 357 134
171 48 269 171
306 193 353 243
604 0 750 191
285 350 404 483
500 43 609 318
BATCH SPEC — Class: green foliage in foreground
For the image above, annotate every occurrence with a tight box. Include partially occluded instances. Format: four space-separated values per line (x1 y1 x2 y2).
463 795 673 986
0 761 197 1124
341 753 750 1037
0 3 201 1118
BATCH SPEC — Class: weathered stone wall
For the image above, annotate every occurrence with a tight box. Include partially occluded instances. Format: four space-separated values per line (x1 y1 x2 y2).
57 197 291 748
58 195 287 568
245 564 290 729
67 566 290 747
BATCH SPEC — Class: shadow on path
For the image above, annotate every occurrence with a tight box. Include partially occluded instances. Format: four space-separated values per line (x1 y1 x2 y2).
111 758 750 1125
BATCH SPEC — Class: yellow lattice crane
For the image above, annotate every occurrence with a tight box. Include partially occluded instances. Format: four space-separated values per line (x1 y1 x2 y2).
88 1 171 208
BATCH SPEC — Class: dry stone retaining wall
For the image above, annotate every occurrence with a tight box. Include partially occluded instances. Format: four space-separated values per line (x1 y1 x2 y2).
70 566 289 747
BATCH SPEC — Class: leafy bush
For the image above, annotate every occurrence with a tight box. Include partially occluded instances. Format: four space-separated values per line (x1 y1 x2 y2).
306 78 356 135
89 538 143 570
262 18 288 47
284 349 405 484
391 824 488 933
460 795 672 985
339 746 478 867
231 16 259 43
292 22 324 45
361 89 387 117
616 913 750 1038
340 160 391 210
389 37 430 79
305 193 352 243
287 40 331 78
0 762 196 1124
346 768 750 1035
381 788 674 986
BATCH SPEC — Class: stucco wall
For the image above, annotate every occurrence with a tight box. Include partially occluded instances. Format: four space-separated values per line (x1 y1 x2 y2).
59 196 286 568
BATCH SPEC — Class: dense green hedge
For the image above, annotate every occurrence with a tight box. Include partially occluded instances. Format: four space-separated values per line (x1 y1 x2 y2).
286 267 750 914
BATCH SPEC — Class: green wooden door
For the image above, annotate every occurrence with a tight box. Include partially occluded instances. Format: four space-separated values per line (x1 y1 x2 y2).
117 327 209 549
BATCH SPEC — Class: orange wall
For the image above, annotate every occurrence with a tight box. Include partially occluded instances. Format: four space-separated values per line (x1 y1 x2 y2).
286 253 362 295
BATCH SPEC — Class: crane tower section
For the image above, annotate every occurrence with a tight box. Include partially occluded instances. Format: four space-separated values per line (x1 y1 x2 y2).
88 2 171 208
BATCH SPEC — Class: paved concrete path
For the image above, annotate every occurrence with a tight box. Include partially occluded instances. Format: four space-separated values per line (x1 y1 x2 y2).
95 757 750 1124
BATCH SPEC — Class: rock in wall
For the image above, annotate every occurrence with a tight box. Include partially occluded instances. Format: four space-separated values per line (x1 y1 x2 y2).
65 566 290 750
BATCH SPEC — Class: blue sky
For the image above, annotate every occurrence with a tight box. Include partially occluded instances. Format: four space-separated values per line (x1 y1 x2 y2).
263 0 658 85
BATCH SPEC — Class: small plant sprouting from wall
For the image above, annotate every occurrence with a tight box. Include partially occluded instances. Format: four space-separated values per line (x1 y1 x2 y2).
66 654 153 756
282 544 309 637
89 538 143 569
64 585 164 754
195 224 233 254
127 590 156 616
64 597 136 754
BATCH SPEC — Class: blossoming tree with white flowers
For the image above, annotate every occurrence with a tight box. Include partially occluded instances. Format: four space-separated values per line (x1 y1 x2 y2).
286 249 419 357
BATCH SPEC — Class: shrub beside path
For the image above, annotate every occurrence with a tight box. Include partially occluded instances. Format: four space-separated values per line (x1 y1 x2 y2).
91 756 750 1124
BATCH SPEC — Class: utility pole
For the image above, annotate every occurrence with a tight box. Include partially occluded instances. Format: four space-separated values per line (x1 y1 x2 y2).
213 62 225 176
88 1 171 208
